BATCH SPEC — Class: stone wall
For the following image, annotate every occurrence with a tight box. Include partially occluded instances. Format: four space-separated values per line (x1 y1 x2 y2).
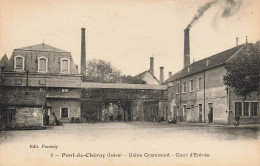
48 99 81 123
0 87 46 106
15 107 44 127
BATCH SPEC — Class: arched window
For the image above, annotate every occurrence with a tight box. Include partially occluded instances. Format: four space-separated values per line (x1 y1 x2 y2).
14 55 25 71
60 58 70 73
38 57 48 72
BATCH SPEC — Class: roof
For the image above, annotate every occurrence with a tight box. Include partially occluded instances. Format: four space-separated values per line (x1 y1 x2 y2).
14 43 69 53
1 53 8 61
135 70 159 82
82 82 167 90
165 44 244 83
135 70 148 79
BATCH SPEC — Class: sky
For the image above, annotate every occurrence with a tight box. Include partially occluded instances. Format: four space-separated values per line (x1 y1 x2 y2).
0 0 259 79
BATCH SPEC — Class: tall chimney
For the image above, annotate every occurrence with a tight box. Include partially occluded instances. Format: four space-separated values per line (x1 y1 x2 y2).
150 57 154 74
168 71 172 78
184 28 190 68
160 66 164 84
236 37 238 46
81 28 86 77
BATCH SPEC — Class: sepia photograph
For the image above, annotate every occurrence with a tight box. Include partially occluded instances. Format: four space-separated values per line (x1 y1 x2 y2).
0 0 260 166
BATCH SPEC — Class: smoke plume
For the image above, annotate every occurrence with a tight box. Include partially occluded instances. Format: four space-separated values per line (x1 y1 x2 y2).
221 0 243 17
186 0 243 29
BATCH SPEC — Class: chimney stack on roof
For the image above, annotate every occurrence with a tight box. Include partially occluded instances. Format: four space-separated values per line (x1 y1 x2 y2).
150 57 154 74
246 36 248 44
168 71 172 78
236 36 239 46
184 28 190 68
81 28 86 77
160 66 164 84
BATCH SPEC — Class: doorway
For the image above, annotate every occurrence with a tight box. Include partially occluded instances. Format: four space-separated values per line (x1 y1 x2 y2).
208 103 213 123
198 104 203 122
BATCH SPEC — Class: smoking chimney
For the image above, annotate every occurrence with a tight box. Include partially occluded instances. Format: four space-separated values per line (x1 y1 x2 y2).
160 66 164 84
184 28 190 68
168 72 172 78
150 57 154 74
81 28 86 77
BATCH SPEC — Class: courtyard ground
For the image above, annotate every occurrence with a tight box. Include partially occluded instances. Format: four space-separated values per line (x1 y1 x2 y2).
0 122 260 166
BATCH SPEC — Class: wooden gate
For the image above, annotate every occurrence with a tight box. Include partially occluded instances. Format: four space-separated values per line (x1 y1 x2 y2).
1 106 16 125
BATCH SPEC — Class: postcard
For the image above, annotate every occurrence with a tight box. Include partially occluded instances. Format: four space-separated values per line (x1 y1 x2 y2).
0 0 259 166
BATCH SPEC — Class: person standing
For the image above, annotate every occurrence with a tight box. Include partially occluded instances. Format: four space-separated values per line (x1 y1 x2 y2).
235 113 240 126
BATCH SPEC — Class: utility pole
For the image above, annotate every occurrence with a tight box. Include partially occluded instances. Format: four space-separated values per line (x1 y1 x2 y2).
25 70 29 95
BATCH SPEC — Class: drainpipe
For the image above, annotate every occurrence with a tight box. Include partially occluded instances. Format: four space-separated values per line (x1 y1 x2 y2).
25 70 29 95
203 71 206 122
179 78 182 121
226 86 230 125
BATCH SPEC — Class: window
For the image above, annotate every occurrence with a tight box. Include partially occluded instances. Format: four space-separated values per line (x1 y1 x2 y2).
251 102 258 116
243 102 249 117
14 56 25 71
62 88 69 93
15 79 22 85
61 108 69 118
39 80 46 85
61 58 70 73
198 77 202 90
183 81 186 93
38 57 48 72
190 79 194 92
176 82 180 94
235 102 242 116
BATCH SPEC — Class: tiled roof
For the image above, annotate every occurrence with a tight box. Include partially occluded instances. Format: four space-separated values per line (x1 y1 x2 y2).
165 44 244 83
15 43 69 53
135 70 149 79
82 82 167 90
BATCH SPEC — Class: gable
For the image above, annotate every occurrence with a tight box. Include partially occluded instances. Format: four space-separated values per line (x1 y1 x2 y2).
142 72 159 85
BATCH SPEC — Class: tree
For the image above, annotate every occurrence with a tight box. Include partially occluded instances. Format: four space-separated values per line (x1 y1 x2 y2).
84 59 121 83
223 43 260 99
121 75 146 84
